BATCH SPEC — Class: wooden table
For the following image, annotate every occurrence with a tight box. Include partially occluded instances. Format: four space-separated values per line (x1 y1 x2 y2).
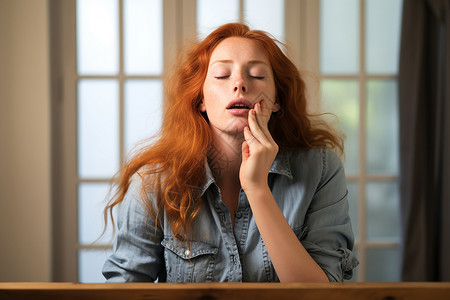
1 282 450 299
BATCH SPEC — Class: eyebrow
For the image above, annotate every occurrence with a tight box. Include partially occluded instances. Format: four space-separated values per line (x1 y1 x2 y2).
210 59 269 67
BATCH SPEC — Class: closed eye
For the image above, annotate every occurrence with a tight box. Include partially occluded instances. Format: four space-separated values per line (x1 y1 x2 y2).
251 76 265 80
214 75 230 79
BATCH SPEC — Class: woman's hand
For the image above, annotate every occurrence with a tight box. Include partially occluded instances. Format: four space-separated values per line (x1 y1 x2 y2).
239 100 329 283
239 100 279 193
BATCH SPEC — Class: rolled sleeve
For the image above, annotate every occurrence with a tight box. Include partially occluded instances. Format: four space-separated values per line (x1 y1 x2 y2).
102 177 165 282
302 149 359 282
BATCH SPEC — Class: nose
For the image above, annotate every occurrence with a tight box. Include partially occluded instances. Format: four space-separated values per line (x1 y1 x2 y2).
233 79 246 93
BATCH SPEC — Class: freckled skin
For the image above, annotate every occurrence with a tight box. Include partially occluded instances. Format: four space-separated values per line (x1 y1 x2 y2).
201 37 278 137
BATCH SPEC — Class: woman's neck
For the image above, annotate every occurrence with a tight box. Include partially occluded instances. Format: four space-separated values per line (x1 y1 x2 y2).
208 130 243 185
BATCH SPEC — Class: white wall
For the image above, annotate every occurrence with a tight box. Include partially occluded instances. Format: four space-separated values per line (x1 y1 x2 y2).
0 0 52 281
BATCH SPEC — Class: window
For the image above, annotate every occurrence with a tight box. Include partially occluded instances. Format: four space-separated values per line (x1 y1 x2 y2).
53 0 403 282
196 0 284 40
76 0 164 283
319 0 403 282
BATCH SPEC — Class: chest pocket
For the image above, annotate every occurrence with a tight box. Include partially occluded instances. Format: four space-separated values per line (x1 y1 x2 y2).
162 237 218 282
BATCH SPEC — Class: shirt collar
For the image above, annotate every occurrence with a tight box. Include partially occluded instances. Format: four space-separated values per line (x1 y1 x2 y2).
269 151 293 179
200 151 293 197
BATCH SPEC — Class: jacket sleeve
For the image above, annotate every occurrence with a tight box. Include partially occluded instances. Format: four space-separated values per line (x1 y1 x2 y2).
102 176 165 282
301 149 359 282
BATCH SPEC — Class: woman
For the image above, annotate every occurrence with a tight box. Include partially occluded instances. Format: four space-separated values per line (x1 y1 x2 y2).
102 23 358 283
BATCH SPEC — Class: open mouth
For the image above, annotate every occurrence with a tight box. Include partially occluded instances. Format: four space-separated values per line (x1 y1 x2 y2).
226 98 254 116
226 98 254 111
228 103 251 110
226 101 252 116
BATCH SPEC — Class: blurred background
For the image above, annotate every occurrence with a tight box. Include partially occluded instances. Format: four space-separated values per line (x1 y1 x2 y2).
0 0 414 282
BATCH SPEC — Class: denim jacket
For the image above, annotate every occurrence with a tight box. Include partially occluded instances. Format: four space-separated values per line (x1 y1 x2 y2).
103 148 358 282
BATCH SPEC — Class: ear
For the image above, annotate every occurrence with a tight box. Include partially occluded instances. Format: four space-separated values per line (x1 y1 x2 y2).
271 102 280 113
199 100 206 112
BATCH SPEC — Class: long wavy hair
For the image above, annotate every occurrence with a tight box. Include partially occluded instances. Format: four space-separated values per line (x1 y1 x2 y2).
104 23 343 242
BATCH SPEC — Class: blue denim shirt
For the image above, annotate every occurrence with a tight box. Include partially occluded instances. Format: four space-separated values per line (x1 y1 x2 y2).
103 148 358 282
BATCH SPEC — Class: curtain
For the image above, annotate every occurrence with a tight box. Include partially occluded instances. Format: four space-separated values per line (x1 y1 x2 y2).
399 0 450 281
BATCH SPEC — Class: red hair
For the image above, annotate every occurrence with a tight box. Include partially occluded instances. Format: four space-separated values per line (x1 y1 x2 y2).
104 23 343 242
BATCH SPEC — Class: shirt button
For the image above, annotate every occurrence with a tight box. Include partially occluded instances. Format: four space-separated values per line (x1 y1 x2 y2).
184 249 191 257
235 211 242 219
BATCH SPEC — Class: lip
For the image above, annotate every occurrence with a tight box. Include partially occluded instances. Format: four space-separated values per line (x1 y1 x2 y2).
226 98 254 110
226 98 254 116
227 108 250 116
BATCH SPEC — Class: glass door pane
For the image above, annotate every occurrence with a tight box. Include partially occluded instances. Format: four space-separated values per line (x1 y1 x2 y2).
366 247 401 282
124 0 163 75
366 182 400 241
320 0 359 74
78 79 120 178
197 0 239 39
366 80 399 175
78 183 114 245
321 79 360 175
365 0 402 74
79 249 113 282
124 80 163 154
77 0 119 75
243 0 285 41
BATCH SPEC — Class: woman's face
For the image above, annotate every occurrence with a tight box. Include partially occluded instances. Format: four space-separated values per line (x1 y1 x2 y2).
201 37 278 136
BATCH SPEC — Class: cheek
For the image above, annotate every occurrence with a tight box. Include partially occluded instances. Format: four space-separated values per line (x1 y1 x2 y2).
267 80 277 101
255 82 276 101
203 81 226 102
202 81 223 113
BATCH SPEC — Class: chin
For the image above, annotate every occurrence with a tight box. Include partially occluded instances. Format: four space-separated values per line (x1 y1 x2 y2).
221 126 245 137
223 118 248 134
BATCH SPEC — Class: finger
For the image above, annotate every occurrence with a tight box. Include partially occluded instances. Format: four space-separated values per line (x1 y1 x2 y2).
248 109 272 147
255 101 271 130
254 101 276 144
260 99 273 120
254 102 266 129
247 109 262 140
241 140 250 162
243 125 256 146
